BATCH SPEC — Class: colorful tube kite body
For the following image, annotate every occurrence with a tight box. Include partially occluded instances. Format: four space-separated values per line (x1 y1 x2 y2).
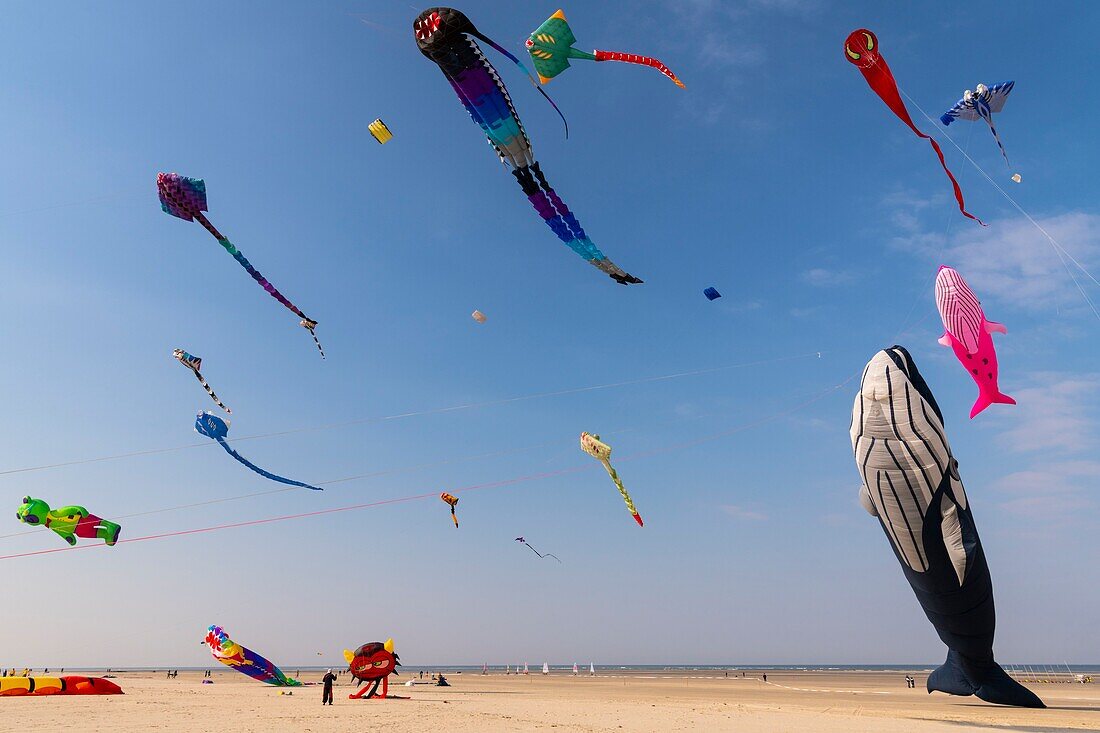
205 625 302 687
413 7 643 285
844 30 983 225
0 676 124 696
440 492 459 527
194 412 322 491
526 10 684 88
16 496 120 547
934 266 1014 418
156 173 325 357
174 349 231 414
851 347 1043 708
579 432 642 526
941 82 1015 168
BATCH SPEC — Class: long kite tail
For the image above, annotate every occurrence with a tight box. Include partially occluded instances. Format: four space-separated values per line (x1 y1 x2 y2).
193 370 232 414
602 460 643 526
983 115 1011 167
512 163 643 284
845 30 984 226
214 437 322 491
193 212 323 357
594 50 685 89
301 320 326 359
471 30 570 138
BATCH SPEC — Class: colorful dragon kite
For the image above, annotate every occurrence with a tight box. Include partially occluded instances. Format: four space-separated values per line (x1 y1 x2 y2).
205 625 302 687
844 30 983 225
580 432 643 526
195 411 322 490
16 496 120 547
526 9 684 88
156 173 325 357
174 349 232 414
414 7 643 285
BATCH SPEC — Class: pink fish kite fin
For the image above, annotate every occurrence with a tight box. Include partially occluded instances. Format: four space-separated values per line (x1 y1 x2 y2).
970 391 1017 419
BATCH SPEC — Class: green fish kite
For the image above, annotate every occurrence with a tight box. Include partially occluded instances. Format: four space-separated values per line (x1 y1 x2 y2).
525 9 685 88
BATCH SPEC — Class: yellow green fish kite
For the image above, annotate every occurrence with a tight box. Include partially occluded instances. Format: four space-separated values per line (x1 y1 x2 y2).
580 432 643 526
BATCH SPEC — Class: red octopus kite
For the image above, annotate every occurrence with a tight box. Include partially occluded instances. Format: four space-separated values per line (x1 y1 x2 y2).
844 29 983 225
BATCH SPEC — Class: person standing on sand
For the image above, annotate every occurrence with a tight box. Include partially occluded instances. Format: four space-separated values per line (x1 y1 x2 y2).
762 673 767 683
322 669 337 705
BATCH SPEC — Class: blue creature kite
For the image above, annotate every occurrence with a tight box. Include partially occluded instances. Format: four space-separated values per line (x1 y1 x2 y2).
195 412 321 491
941 82 1016 172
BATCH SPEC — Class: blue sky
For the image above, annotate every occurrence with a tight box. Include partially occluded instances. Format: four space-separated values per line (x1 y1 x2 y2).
1 0 1098 668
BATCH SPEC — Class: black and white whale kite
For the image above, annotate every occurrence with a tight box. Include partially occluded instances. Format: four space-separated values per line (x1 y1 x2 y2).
850 345 1044 708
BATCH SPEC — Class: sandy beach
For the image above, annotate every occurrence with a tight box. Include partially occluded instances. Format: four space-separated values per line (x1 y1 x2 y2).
5 669 1098 732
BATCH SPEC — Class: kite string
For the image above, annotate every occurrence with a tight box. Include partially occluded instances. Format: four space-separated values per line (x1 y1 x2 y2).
0 374 838 542
0 376 854 562
890 122 977 343
0 351 826 478
899 89 1100 322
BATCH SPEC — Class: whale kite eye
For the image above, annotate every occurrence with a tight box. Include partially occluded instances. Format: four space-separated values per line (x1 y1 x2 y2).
862 31 874 51
845 44 861 61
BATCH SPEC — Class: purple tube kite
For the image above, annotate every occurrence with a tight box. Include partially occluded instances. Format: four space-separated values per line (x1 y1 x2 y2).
157 173 325 358
413 7 642 285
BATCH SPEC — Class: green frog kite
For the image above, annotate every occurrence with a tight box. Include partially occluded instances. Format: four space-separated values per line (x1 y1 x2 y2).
16 496 121 547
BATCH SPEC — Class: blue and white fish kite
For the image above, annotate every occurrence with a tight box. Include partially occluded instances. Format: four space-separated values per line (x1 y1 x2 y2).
195 411 321 490
941 82 1018 180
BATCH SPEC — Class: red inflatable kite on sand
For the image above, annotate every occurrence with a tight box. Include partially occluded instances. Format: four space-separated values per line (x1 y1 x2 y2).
844 29 983 225
0 676 123 696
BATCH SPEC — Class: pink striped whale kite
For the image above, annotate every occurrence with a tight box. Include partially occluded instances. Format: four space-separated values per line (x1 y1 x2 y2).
935 265 1015 418
157 173 325 358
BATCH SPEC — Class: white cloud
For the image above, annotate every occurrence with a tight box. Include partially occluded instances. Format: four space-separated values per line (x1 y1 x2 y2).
990 460 1100 518
888 209 1100 312
800 268 856 287
983 372 1100 520
720 504 767 521
991 373 1100 454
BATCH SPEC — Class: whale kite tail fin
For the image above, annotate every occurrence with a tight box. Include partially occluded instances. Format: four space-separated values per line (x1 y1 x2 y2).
927 650 976 697
970 391 1016 419
973 664 1046 708
928 650 1045 708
